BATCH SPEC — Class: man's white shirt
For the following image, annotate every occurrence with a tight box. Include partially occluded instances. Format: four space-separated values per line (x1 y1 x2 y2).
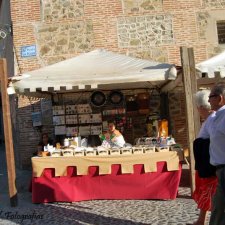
209 105 225 166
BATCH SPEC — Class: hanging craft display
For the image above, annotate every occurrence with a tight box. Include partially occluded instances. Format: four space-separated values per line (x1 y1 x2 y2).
108 90 124 105
90 91 106 107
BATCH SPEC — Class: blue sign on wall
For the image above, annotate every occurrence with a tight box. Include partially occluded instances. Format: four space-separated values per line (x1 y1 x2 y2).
21 45 36 57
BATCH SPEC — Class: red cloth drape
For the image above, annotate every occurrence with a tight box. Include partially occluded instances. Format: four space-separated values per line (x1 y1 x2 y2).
32 162 182 203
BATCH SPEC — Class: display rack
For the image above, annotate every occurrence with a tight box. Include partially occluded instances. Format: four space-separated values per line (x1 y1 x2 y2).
52 104 102 137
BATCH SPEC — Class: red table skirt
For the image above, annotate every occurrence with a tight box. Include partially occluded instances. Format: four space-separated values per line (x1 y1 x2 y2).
32 162 182 203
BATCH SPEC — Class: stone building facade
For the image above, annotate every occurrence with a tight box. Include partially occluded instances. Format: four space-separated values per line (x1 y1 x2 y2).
10 0 225 168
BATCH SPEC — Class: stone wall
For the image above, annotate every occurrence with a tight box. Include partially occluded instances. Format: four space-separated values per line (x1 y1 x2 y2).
203 0 225 8
197 11 210 40
117 15 173 48
13 0 225 68
196 10 225 57
10 0 204 70
122 0 163 13
128 47 168 62
35 21 94 65
11 0 225 68
42 0 84 21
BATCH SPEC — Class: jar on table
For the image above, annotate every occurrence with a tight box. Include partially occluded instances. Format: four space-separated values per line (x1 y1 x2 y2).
64 138 69 147
56 143 61 149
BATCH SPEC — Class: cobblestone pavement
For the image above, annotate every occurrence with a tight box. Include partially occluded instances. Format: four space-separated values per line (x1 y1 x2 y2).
0 189 210 225
0 147 210 225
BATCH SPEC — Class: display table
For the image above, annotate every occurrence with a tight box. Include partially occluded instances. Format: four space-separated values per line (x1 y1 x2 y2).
31 151 183 203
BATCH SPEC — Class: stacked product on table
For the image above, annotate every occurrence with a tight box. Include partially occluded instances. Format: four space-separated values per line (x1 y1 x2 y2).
36 136 183 157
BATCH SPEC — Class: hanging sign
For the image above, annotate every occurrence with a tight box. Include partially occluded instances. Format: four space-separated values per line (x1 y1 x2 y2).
31 112 42 127
21 45 36 57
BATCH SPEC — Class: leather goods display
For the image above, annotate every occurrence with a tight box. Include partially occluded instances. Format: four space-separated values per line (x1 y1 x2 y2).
126 95 138 112
137 92 150 114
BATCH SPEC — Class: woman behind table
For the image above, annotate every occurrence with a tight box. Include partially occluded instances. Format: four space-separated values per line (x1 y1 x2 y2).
100 121 125 148
37 133 53 151
192 90 218 225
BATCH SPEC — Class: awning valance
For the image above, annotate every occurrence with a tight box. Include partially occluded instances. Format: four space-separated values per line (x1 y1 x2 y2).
11 49 177 94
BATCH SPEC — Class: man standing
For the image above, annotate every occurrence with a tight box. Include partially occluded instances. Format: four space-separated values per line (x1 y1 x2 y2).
207 83 225 225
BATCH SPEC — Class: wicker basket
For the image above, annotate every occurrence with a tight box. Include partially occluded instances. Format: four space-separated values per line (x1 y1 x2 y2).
97 149 109 156
109 149 121 155
74 151 85 156
156 146 170 152
170 145 182 152
62 149 74 157
121 148 132 155
143 146 156 153
132 147 143 154
85 150 97 156
50 150 62 157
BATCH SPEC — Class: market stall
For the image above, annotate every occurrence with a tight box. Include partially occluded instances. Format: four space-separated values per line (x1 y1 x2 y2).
4 47 224 205
10 49 186 203
196 50 225 78
195 50 225 88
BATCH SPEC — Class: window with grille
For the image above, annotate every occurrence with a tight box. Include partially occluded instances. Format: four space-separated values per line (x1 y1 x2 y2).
217 21 225 44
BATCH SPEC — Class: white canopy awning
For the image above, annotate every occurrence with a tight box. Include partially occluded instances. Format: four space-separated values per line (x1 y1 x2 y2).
196 51 225 78
11 49 177 94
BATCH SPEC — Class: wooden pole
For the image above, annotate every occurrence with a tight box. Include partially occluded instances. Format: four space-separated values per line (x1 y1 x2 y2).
188 48 201 135
0 58 18 207
180 47 200 193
